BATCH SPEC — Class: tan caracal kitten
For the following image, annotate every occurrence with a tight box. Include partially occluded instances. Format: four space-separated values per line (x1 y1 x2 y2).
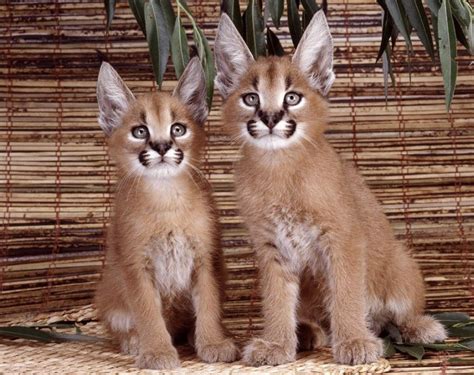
95 57 238 370
214 12 447 366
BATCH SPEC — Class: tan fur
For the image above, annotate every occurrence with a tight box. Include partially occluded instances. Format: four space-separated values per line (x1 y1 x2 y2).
95 62 238 370
217 45 446 366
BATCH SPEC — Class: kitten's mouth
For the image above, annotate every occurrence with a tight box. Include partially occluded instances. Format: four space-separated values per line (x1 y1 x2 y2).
138 150 184 168
247 120 297 139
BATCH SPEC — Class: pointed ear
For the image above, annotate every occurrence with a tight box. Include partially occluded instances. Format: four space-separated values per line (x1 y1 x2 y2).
292 10 335 96
97 62 135 136
214 13 255 99
173 57 208 126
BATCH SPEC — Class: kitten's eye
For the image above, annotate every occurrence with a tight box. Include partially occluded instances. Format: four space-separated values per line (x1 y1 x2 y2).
243 93 260 107
171 123 187 137
284 92 302 106
131 125 149 139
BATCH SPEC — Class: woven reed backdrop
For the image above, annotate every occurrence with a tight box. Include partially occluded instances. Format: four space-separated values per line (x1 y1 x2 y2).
0 0 473 345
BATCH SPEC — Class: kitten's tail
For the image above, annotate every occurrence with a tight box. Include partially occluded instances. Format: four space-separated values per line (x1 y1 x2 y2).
397 315 447 344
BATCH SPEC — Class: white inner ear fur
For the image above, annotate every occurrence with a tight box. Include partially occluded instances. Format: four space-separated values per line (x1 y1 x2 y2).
214 13 255 99
172 57 208 125
97 62 135 136
292 10 335 96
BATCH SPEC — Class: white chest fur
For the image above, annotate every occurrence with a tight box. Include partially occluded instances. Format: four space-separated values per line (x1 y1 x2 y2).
145 231 195 296
269 207 324 274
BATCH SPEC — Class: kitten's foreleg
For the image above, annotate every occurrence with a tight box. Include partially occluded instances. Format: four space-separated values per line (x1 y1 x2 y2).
192 254 239 363
323 232 383 365
121 263 180 370
243 243 299 366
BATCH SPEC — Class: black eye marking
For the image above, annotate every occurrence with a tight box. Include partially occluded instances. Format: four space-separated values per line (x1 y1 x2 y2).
252 76 259 91
285 76 292 91
170 109 176 122
247 120 258 138
132 125 149 139
139 150 151 166
140 111 147 125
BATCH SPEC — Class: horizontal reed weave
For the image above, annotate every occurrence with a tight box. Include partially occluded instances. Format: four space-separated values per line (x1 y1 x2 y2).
0 0 473 371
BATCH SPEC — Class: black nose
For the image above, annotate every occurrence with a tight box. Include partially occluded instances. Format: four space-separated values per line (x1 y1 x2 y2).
151 142 171 156
258 110 284 130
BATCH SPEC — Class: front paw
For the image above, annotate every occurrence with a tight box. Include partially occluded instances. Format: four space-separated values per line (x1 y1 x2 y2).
243 338 295 366
197 337 239 363
333 337 383 365
137 347 180 370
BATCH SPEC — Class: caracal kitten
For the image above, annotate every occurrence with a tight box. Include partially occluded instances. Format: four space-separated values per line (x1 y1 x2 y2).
214 12 446 366
95 57 238 370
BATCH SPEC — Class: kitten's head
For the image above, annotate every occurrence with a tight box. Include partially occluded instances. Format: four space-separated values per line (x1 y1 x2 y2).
214 11 334 151
97 57 207 179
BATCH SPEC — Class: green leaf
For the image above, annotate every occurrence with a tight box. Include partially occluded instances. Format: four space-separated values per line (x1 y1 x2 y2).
104 0 116 30
383 336 396 358
287 0 302 47
171 17 190 78
459 338 474 350
378 11 394 61
433 312 471 326
448 325 474 337
128 0 147 36
422 342 465 351
145 0 171 87
454 15 471 51
380 0 413 50
245 0 266 58
428 0 441 15
450 0 474 54
222 0 244 34
269 0 284 28
400 0 435 59
159 0 175 36
266 27 285 56
193 27 215 107
0 326 102 343
0 326 60 342
394 344 425 360
438 0 458 109
450 0 471 26
301 9 312 29
301 0 320 17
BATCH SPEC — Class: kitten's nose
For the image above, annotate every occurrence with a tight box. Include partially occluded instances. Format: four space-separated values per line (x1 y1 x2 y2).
151 142 172 156
258 110 284 130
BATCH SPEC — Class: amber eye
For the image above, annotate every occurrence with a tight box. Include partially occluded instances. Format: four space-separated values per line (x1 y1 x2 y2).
131 125 149 139
284 92 302 106
243 93 260 106
171 123 187 137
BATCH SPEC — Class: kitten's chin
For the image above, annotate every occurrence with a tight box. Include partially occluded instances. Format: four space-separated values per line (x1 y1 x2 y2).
249 134 295 151
144 163 183 179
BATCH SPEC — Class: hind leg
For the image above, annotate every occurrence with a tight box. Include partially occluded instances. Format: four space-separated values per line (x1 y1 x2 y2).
297 270 329 352
297 321 328 351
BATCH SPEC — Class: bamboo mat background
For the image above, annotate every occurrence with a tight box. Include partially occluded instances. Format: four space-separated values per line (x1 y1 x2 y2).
0 0 473 344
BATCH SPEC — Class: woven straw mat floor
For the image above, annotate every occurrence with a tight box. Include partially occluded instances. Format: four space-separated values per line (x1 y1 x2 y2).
1 305 474 374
